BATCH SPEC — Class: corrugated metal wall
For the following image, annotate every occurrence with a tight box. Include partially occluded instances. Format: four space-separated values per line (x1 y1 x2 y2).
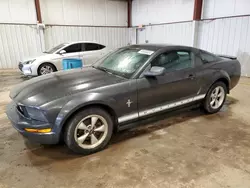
0 0 36 24
0 24 43 69
197 16 250 76
40 0 127 26
44 26 136 50
0 0 127 26
132 0 194 26
202 0 250 19
136 21 193 46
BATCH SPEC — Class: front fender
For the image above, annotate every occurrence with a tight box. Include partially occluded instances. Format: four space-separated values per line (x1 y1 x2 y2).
54 92 117 134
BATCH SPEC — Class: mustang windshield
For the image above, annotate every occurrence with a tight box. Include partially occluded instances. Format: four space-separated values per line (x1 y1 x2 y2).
44 43 68 54
95 48 153 78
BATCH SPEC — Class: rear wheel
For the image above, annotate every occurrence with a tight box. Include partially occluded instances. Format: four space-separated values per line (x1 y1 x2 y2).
203 82 227 114
38 63 56 75
64 108 113 154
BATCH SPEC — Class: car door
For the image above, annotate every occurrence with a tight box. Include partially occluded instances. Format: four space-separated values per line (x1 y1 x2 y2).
137 48 201 117
54 43 81 70
79 43 106 66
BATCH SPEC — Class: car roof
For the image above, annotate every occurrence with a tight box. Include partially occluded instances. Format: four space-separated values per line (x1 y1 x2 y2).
128 44 194 51
69 41 100 44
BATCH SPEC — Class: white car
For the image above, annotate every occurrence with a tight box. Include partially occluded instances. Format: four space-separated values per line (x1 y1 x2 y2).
18 41 109 76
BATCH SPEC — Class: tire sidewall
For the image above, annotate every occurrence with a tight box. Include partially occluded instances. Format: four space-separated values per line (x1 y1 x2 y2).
64 108 114 155
204 82 227 114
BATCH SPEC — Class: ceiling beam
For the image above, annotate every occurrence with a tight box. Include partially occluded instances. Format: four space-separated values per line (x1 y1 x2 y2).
128 0 132 27
193 0 203 20
34 0 42 23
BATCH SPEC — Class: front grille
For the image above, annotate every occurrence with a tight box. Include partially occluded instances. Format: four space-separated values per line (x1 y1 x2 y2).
18 63 23 71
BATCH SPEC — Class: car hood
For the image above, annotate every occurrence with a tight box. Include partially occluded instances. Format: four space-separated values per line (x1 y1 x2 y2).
10 67 125 106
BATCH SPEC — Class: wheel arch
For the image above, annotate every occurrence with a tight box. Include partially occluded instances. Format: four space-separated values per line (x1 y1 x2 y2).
58 102 118 141
215 77 230 93
206 70 230 94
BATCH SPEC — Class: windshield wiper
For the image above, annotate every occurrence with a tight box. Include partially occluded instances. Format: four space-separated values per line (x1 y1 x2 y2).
92 66 127 78
93 66 112 74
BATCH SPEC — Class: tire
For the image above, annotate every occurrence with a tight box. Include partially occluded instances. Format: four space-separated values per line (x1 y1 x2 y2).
38 63 56 75
64 107 114 155
203 81 227 114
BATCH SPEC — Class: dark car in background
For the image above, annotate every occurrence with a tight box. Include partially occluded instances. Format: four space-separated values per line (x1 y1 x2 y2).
6 44 241 154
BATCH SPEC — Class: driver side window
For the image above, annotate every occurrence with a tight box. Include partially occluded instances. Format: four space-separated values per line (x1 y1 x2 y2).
151 50 193 72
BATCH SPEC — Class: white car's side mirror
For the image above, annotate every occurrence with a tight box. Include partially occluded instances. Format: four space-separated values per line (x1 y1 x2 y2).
59 50 66 55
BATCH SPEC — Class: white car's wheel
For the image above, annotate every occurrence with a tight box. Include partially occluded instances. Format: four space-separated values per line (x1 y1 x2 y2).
38 63 56 75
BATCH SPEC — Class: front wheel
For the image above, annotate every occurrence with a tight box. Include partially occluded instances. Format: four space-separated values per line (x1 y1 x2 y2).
64 108 114 154
38 63 56 75
203 82 227 114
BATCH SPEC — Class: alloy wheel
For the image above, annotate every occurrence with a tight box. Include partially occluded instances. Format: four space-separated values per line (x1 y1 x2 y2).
40 65 53 75
210 86 225 109
74 115 108 149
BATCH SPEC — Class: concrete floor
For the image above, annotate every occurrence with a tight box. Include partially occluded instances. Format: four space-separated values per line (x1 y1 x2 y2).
1 71 250 188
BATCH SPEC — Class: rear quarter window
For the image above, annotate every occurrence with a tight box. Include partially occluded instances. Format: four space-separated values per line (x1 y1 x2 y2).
200 50 218 63
84 43 106 51
98 44 105 50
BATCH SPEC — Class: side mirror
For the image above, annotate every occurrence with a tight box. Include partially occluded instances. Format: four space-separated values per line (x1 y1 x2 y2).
203 60 209 63
144 66 166 77
59 50 66 55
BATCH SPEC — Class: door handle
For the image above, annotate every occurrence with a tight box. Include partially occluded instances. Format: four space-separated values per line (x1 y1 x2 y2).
188 74 195 79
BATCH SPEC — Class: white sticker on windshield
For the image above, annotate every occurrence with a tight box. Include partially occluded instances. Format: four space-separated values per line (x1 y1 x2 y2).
138 49 154 56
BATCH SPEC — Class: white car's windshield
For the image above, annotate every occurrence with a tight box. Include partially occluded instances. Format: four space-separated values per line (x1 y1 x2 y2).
44 43 68 54
94 48 154 78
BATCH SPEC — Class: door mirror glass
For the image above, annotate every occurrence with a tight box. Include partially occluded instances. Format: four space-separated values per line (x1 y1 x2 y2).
59 50 66 55
144 66 166 77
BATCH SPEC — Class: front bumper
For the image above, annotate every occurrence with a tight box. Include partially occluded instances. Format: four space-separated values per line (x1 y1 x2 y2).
18 62 34 76
6 101 60 144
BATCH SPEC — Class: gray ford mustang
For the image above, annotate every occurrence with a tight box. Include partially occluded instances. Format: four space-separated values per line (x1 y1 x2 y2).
6 44 241 154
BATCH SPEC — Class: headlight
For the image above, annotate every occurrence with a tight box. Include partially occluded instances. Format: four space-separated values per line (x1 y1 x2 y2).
25 106 48 122
25 59 36 64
